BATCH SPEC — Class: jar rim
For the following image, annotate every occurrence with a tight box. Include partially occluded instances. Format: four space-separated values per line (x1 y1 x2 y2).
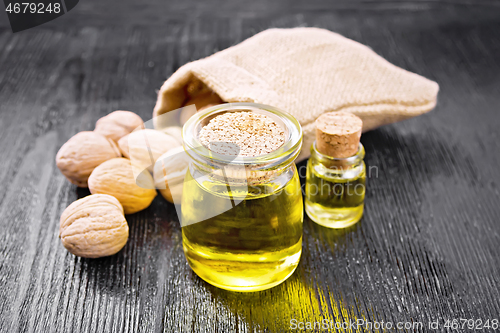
182 103 303 167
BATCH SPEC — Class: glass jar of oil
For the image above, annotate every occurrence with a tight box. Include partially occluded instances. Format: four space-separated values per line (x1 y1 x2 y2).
305 142 366 228
181 103 303 292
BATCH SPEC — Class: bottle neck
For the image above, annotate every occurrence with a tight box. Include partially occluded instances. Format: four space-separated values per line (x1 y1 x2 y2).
310 141 365 169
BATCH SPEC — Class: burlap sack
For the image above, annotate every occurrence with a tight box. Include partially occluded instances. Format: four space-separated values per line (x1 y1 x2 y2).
153 27 439 161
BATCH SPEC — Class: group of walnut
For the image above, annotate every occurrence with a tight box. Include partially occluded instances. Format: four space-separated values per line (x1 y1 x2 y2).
56 111 184 258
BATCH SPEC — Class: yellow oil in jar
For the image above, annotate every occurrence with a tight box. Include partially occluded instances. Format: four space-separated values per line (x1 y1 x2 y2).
181 167 303 292
305 159 366 228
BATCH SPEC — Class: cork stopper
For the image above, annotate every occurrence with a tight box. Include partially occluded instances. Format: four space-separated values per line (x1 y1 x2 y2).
315 112 362 158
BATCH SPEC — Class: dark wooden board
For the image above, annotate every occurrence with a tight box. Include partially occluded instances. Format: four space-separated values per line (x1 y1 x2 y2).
0 1 499 332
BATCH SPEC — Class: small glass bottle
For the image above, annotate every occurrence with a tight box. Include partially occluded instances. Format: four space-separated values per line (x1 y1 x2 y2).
181 103 303 292
305 112 366 228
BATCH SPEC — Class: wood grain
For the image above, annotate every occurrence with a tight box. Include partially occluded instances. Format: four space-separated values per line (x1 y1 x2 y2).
0 1 499 332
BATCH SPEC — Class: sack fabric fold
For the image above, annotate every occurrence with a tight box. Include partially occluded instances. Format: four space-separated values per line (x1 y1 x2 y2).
153 27 439 161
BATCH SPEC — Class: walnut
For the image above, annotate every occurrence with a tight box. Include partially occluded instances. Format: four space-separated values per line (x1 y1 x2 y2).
157 126 183 145
59 194 128 258
118 129 181 173
56 131 121 187
88 157 157 214
94 110 144 142
153 146 189 204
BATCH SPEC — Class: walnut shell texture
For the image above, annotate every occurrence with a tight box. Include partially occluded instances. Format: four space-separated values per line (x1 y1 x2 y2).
56 131 121 187
118 129 181 173
94 110 144 142
153 146 189 204
88 157 157 214
59 194 129 258
158 126 183 145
